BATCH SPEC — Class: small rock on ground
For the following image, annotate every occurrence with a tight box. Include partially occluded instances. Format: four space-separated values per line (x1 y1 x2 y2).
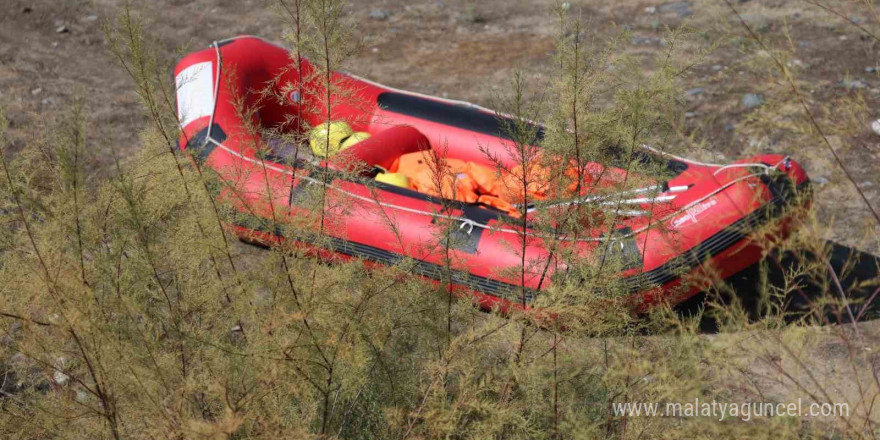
840 79 868 90
742 93 764 110
812 176 830 186
369 10 388 21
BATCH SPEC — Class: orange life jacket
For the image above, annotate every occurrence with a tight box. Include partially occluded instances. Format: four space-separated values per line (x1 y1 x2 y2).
388 151 565 217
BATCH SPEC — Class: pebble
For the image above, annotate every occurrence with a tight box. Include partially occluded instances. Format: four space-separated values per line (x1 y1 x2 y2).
741 93 764 110
685 87 705 96
53 357 69 386
632 36 661 45
76 389 90 403
55 25 69 34
872 119 880 136
53 370 69 386
840 79 868 90
790 59 809 69
812 176 830 186
369 10 388 21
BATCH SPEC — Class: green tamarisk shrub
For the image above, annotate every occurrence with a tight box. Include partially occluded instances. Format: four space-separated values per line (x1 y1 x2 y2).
0 1 877 439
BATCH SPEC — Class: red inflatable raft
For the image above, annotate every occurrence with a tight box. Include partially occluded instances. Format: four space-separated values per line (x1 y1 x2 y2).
174 36 810 312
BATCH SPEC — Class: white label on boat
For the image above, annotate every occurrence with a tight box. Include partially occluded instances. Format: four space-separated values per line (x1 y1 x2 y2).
672 197 718 228
175 61 214 127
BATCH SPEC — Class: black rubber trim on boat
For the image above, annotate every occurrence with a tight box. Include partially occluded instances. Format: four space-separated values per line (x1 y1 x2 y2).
254 152 804 302
615 148 690 177
321 234 532 301
377 92 545 143
619 177 809 293
599 227 644 272
279 157 507 215
242 178 806 304
182 124 226 163
284 164 512 254
238 218 532 303
429 203 504 254
376 92 689 178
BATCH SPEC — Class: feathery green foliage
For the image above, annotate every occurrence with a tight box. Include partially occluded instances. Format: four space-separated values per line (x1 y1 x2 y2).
0 1 878 439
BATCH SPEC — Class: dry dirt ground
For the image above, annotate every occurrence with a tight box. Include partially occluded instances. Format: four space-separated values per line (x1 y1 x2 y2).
2 0 879 314
1 0 879 430
1 0 878 250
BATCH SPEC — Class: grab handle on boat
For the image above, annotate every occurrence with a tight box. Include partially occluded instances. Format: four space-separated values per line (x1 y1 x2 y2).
459 219 476 235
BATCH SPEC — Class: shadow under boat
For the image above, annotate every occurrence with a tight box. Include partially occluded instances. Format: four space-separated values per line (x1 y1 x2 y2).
676 240 880 333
